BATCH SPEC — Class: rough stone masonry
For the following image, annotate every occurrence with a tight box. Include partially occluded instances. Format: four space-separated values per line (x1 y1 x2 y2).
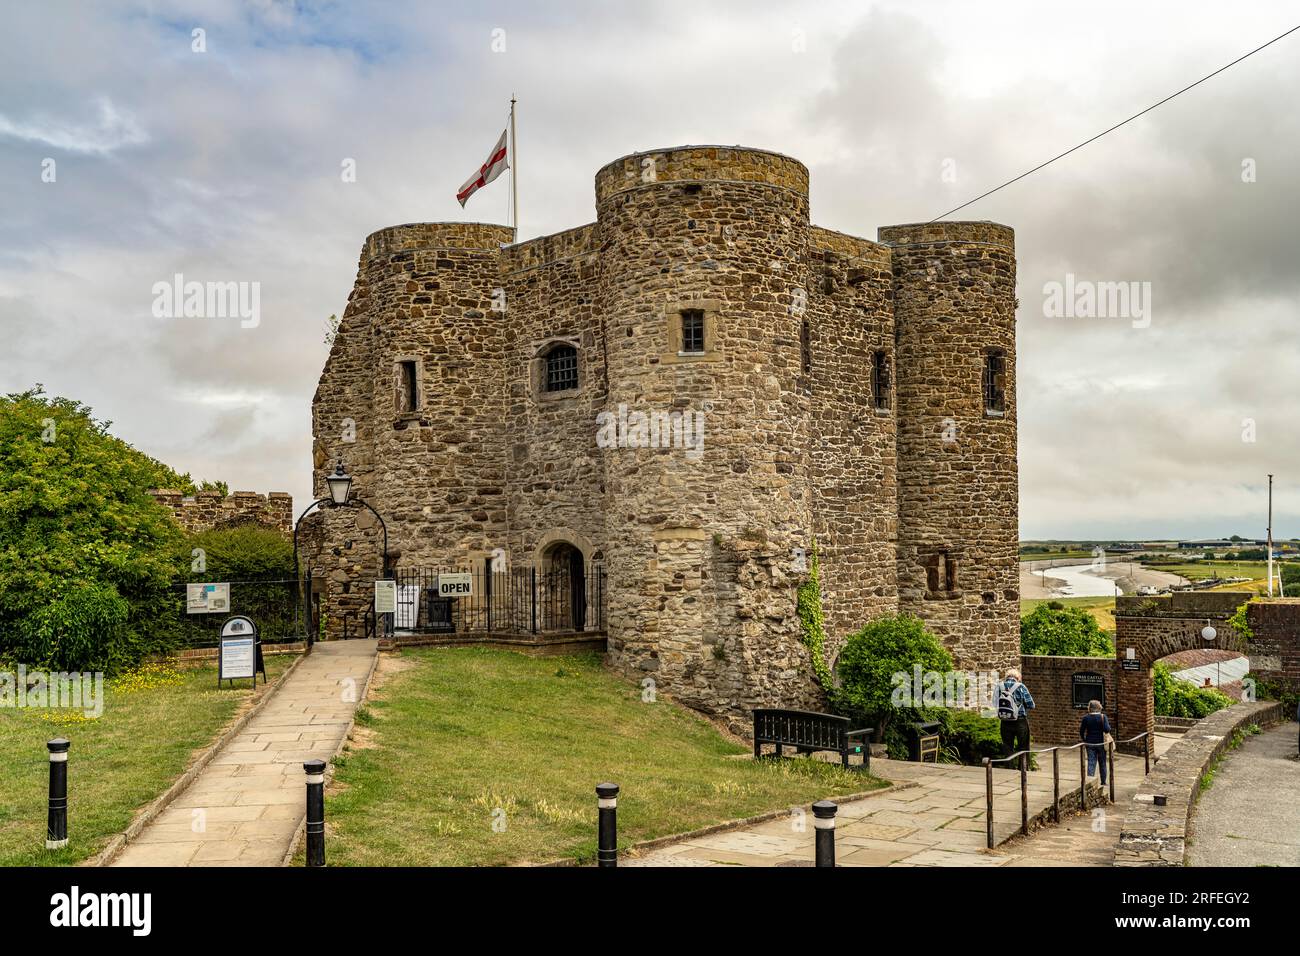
307 145 1020 725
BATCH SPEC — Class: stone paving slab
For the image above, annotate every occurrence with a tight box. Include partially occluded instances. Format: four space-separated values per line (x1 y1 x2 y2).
624 743 1178 868
111 640 376 867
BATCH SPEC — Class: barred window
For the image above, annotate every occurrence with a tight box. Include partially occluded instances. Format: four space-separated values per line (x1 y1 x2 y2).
871 350 891 411
545 345 579 392
983 348 1007 415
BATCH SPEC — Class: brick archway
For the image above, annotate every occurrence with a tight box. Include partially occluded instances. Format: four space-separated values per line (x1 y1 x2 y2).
1113 592 1250 756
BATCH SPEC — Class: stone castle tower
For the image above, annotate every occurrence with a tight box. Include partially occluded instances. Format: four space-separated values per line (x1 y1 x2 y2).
309 145 1019 722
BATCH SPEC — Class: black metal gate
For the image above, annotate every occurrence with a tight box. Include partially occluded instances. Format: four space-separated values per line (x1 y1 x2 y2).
388 565 605 636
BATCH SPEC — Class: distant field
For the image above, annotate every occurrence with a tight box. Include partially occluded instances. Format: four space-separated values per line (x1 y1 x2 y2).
1138 559 1267 584
1019 550 1094 563
1020 595 1117 633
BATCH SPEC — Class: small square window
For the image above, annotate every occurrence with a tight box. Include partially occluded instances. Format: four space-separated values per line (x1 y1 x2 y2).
681 310 705 354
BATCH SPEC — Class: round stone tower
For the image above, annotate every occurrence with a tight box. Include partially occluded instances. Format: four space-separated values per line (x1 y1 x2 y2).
593 146 821 715
878 221 1019 673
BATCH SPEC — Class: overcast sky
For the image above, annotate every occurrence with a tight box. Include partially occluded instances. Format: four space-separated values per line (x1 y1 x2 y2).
2 0 1297 540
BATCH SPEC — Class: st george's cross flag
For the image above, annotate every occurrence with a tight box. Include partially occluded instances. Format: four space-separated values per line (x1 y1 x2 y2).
456 128 509 207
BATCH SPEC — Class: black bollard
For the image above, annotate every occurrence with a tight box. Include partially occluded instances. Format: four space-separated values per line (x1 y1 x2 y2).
46 739 70 850
596 782 619 868
813 800 837 867
304 759 326 867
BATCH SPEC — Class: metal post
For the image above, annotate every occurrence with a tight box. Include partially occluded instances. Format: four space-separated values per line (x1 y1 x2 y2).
596 782 619 867
1108 742 1116 803
1079 745 1087 810
530 566 537 635
1144 736 1151 775
1052 748 1060 824
46 739 69 850
1019 752 1029 836
304 759 326 867
813 800 837 867
984 758 994 849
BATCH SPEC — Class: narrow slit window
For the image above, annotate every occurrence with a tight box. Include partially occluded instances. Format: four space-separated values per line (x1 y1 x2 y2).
680 309 705 354
983 349 1007 415
545 345 579 392
800 319 811 375
398 360 419 412
872 350 891 411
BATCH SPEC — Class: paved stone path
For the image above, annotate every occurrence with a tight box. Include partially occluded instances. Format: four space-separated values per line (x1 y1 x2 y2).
112 640 377 867
626 734 1177 867
1187 722 1300 867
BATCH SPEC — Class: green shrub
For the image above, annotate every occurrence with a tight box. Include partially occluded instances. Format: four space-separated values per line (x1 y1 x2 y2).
944 709 1006 764
1152 661 1232 718
831 614 953 758
176 524 294 580
1020 602 1114 657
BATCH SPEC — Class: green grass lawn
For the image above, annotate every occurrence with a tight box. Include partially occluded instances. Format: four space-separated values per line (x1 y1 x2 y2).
0 654 293 866
316 648 883 866
1020 595 1117 633
1139 559 1266 583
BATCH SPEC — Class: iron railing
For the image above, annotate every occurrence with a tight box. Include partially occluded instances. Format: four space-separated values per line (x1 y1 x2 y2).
167 575 303 647
981 732 1151 849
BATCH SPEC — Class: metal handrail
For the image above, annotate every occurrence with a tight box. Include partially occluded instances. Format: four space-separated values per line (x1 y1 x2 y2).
981 731 1152 849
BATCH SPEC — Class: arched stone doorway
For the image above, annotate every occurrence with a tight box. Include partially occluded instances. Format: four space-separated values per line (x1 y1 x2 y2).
539 540 587 632
1113 592 1249 757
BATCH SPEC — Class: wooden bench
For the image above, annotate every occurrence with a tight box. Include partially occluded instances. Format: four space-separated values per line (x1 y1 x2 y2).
752 709 873 771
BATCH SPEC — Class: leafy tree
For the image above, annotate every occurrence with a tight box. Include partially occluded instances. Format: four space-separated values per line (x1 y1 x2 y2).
831 614 953 757
1020 602 1114 657
0 386 209 670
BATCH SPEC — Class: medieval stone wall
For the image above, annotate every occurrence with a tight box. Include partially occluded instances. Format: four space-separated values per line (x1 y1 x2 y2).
808 227 898 657
149 489 292 537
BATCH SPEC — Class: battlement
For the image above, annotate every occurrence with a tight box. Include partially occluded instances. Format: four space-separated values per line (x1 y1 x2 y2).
594 145 809 202
149 489 293 537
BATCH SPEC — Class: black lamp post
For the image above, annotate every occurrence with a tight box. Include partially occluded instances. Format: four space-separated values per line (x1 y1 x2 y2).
292 461 392 645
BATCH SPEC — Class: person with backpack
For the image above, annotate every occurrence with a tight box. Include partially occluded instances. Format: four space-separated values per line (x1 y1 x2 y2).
996 668 1035 759
1079 699 1112 785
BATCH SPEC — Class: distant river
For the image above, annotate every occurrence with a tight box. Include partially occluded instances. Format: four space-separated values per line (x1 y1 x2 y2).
1034 563 1118 598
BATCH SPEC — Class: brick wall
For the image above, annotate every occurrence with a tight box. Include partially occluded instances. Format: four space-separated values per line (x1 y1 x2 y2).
1021 655 1119 744
1245 598 1300 694
150 489 292 538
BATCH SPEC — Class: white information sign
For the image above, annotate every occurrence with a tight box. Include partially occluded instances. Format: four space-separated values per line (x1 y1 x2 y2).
374 579 398 614
437 572 473 598
395 584 420 629
187 582 230 615
219 616 258 682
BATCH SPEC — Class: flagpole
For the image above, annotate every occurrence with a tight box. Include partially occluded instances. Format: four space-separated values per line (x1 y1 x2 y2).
510 95 518 242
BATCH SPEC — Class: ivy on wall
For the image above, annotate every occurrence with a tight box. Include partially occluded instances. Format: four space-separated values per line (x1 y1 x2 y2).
797 539 833 687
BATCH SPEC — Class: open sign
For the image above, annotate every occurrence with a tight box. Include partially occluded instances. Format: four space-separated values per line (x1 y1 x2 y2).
437 573 473 598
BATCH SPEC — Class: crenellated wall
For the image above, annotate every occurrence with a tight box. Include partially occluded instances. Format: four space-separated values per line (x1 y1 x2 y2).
150 489 292 537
